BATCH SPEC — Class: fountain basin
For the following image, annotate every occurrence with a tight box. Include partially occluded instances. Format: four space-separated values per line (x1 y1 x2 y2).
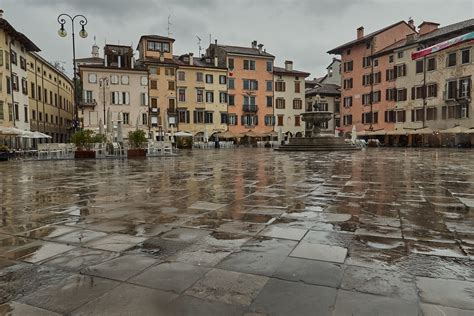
275 111 359 151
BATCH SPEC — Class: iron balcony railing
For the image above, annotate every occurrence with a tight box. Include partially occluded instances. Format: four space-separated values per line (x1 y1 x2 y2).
242 104 258 112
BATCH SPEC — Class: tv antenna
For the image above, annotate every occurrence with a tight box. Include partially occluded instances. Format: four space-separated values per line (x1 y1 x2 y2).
196 35 202 57
167 15 173 37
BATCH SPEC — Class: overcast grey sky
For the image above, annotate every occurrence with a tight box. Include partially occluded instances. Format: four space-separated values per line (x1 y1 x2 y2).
4 0 474 78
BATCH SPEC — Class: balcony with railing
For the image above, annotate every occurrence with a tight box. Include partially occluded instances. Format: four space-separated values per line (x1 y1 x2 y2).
79 98 97 109
242 104 258 112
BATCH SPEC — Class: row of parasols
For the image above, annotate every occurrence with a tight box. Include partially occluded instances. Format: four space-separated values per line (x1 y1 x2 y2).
0 126 52 139
354 126 474 137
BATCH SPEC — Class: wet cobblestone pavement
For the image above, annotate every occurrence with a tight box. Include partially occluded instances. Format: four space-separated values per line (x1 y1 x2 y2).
0 148 473 315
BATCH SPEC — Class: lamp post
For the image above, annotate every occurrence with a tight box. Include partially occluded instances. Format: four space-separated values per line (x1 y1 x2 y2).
57 13 88 131
99 77 109 135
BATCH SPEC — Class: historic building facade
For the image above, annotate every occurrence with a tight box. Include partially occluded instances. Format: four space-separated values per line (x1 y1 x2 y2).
137 35 178 139
27 52 74 142
207 41 275 135
328 20 416 134
173 53 228 138
79 44 149 138
0 11 40 132
273 61 310 137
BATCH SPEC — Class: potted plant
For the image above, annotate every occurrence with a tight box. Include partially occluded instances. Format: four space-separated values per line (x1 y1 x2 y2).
0 145 10 161
127 130 147 157
71 130 97 159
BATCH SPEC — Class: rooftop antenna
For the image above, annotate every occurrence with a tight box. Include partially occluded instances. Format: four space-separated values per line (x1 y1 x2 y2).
209 34 212 45
167 14 173 37
196 35 202 57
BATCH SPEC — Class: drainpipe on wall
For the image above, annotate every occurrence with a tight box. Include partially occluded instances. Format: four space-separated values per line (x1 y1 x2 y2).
8 39 16 128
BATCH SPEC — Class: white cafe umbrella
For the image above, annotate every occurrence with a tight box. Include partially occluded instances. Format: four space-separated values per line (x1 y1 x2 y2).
117 112 124 143
19 130 35 138
204 129 209 142
351 125 357 143
0 126 23 135
98 118 104 135
174 131 193 137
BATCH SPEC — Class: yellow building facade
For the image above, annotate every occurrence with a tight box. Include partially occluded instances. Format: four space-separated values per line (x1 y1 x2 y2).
27 52 74 142
174 54 228 137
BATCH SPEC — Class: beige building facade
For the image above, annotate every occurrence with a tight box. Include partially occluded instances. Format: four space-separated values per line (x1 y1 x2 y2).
273 61 309 136
79 44 149 138
392 40 473 131
305 84 341 134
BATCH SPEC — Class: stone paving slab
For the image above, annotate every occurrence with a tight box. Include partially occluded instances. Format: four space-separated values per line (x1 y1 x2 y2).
82 255 158 281
241 237 298 255
420 303 474 316
290 242 347 263
258 225 308 241
18 274 119 314
0 301 61 316
416 277 474 310
86 234 146 252
217 251 288 277
250 278 337 316
272 257 344 288
41 248 119 272
130 262 210 293
164 295 244 316
71 283 177 315
341 265 418 301
52 229 107 244
4 241 75 263
186 268 268 306
332 290 421 316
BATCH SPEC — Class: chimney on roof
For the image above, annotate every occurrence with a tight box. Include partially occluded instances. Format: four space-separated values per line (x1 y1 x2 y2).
406 33 416 44
189 53 193 66
285 60 293 71
408 18 415 30
418 21 440 36
251 40 257 49
0 9 4 19
357 26 364 39
214 56 218 67
104 54 108 67
258 44 263 53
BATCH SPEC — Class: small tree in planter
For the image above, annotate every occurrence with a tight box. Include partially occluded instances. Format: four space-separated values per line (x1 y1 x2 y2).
71 130 98 158
127 130 147 157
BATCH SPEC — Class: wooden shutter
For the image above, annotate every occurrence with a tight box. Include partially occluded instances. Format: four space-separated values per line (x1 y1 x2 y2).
411 87 415 100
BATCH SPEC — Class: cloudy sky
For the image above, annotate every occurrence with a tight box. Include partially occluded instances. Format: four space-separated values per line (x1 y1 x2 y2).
4 0 474 78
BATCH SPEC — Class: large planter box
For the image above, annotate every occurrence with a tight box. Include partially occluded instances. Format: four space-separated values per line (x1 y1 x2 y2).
0 152 9 161
75 150 96 159
127 149 146 158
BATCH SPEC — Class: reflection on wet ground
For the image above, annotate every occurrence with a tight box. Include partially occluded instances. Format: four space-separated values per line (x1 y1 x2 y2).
0 148 473 315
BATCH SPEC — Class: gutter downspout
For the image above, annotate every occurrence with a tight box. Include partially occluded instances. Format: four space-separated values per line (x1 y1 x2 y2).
8 40 16 128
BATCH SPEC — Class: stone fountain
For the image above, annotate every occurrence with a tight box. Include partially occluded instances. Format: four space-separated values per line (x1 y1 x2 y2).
275 108 359 152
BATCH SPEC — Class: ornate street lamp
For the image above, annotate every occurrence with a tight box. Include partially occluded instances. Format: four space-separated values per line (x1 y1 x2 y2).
57 13 88 131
